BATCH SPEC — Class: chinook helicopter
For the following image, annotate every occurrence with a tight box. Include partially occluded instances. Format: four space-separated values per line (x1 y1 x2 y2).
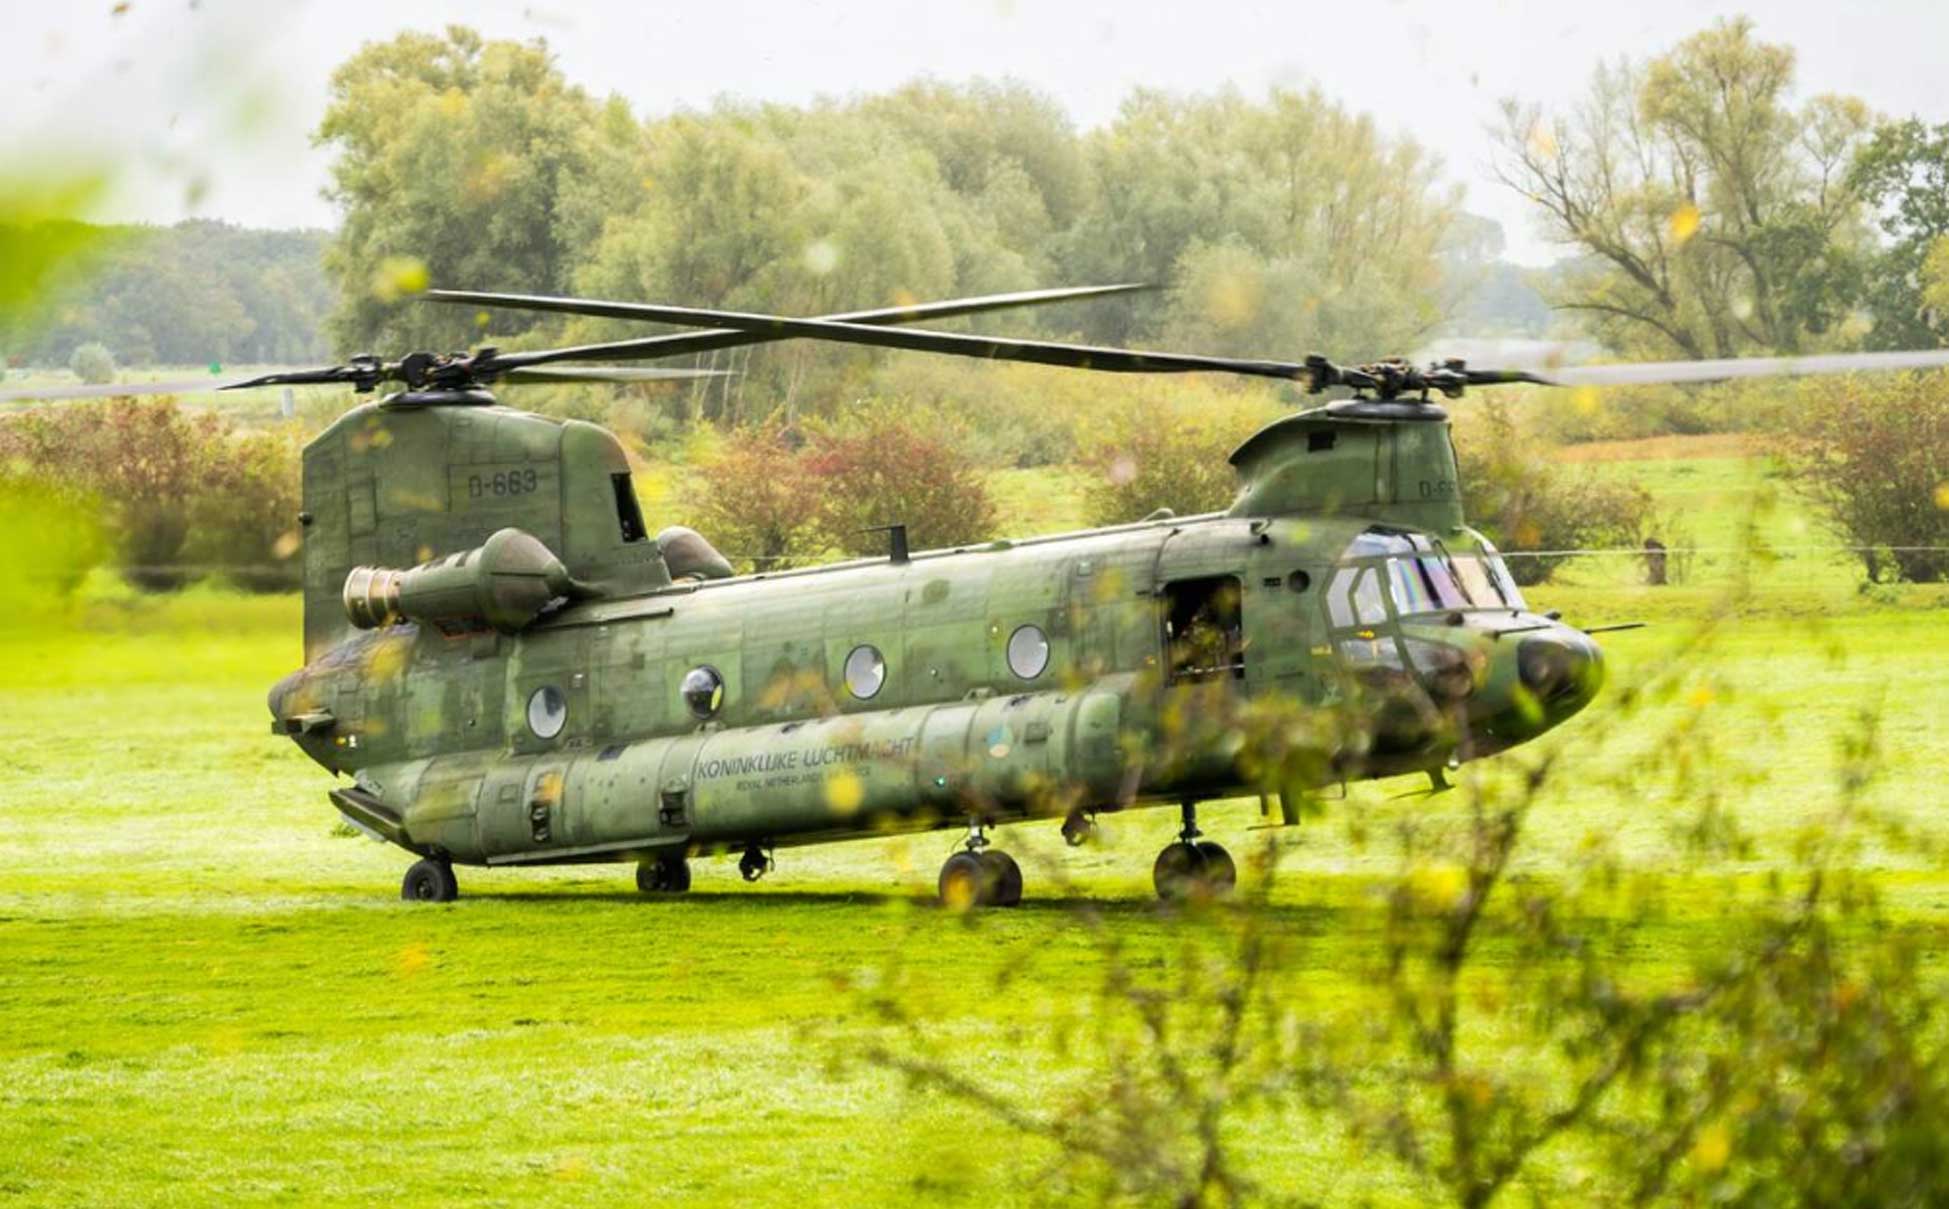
13 286 1949 906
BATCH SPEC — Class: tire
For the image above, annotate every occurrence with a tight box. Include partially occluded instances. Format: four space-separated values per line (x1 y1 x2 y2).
636 855 691 894
401 858 458 902
1153 841 1237 902
1193 841 1237 897
938 850 990 910
1153 841 1206 902
980 850 1024 907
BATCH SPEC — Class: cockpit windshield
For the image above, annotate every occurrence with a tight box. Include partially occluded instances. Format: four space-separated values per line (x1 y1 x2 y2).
1331 530 1528 621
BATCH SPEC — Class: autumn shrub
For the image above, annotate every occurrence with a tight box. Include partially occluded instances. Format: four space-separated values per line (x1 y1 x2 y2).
1077 391 1278 525
1782 370 1949 582
0 399 303 591
804 404 997 557
1454 400 1654 583
688 409 999 570
187 427 305 592
685 423 826 572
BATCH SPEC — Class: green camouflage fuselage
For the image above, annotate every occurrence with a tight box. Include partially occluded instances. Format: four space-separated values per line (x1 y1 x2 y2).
269 397 1600 870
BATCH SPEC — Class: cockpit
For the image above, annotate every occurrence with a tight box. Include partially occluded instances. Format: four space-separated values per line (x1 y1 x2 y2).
1325 529 1526 627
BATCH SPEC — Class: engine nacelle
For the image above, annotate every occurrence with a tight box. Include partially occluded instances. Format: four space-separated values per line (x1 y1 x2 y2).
343 527 575 636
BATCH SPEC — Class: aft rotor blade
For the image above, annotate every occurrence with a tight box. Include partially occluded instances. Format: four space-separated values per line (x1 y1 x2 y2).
1533 348 1949 388
428 289 1309 380
499 365 731 384
436 282 1158 370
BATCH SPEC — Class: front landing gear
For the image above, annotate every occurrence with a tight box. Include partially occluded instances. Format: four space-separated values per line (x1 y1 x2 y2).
938 820 1023 909
636 853 691 894
738 843 773 883
401 857 458 902
1153 802 1236 903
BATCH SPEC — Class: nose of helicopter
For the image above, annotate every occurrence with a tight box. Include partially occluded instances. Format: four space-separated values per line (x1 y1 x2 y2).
1515 630 1604 711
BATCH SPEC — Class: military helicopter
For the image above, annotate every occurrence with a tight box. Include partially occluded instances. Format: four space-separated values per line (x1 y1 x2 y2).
13 286 1949 907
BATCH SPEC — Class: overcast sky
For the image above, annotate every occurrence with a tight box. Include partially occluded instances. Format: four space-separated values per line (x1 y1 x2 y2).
5 0 1946 265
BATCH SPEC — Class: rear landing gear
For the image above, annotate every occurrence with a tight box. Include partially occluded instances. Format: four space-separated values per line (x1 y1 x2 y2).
938 820 1023 909
401 857 458 902
1152 802 1236 903
636 853 691 894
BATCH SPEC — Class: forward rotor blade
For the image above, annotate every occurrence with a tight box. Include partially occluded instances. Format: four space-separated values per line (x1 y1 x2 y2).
1533 348 1949 388
499 365 731 384
428 289 1308 380
435 282 1155 371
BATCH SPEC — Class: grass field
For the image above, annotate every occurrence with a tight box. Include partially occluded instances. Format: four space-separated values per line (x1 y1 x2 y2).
4 442 1947 1206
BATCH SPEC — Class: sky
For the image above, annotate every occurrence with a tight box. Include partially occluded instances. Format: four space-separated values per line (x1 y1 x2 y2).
4 0 1948 266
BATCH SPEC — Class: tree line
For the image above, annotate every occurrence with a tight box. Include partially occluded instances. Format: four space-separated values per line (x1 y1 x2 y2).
0 220 333 369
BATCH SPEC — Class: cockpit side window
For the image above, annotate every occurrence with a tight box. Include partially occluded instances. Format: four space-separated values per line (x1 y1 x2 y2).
611 473 647 544
1327 566 1389 628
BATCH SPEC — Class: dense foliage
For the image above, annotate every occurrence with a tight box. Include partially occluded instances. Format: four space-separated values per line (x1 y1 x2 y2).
316 27 1472 423
686 410 996 570
1078 390 1277 525
1453 401 1654 583
0 400 302 591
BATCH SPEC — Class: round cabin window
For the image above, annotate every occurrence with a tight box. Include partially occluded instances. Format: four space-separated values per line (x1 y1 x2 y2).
1288 569 1312 593
526 685 567 739
1006 624 1050 680
681 665 725 719
844 644 886 699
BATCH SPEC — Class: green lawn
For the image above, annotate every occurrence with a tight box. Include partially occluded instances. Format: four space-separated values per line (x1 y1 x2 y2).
4 450 1947 1206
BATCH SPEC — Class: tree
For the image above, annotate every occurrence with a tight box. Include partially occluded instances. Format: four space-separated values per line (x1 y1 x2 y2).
1493 19 1872 358
1785 370 1949 583
1058 86 1458 356
1850 118 1949 349
316 26 617 352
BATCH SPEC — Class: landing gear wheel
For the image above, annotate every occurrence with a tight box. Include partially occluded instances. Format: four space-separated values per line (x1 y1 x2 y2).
1193 841 1237 896
636 855 692 894
979 850 1024 907
401 858 458 902
938 851 989 911
1152 841 1235 903
738 845 772 883
1153 842 1204 903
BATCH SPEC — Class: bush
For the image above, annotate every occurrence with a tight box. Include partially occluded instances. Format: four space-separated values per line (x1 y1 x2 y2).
68 341 115 384
1078 392 1277 525
803 405 998 558
685 409 999 571
186 428 305 592
1784 370 1949 582
0 399 303 592
1454 400 1654 583
684 424 826 572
